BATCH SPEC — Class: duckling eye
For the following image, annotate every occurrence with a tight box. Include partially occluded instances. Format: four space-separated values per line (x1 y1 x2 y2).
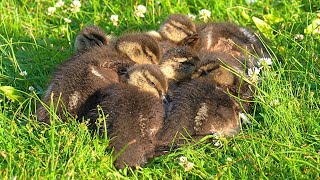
206 68 215 74
182 61 195 66
176 26 183 31
134 49 142 56
150 81 156 86
200 70 208 76
146 79 156 86
146 53 153 61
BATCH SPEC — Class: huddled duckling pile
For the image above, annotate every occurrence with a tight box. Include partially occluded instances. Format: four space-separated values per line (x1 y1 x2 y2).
37 14 270 169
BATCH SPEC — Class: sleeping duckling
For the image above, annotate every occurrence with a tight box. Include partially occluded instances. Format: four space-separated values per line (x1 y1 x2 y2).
75 26 162 64
158 46 200 107
192 52 254 111
85 64 168 169
114 33 162 64
196 22 270 63
37 33 162 123
157 78 240 148
36 46 128 123
159 46 200 81
148 14 199 52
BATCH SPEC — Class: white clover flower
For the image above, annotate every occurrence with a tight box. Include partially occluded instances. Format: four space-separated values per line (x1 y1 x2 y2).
314 28 320 34
184 162 194 171
187 14 196 21
64 17 71 23
110 15 119 26
19 70 27 76
47 7 56 16
178 156 194 171
258 57 272 67
245 0 257 4
55 0 65 8
294 34 304 41
70 0 81 13
248 67 260 83
270 99 280 107
199 9 211 22
134 5 147 18
61 26 67 32
179 156 187 165
28 86 35 91
214 141 221 147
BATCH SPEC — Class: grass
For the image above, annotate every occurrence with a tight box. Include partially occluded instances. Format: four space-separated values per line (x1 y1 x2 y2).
0 0 319 179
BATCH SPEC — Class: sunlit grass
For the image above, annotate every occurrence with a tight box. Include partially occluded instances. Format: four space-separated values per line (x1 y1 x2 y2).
0 0 319 179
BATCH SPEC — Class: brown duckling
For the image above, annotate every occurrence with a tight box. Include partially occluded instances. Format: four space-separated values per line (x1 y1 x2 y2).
192 52 254 111
157 78 240 149
85 64 168 169
158 46 200 108
36 46 129 123
37 32 162 123
114 33 162 64
159 46 200 81
148 14 199 52
74 25 110 53
196 22 270 64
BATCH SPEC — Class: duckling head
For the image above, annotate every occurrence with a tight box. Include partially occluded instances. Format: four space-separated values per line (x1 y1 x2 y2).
160 46 200 80
192 53 235 87
74 25 110 53
126 64 168 100
159 14 197 44
115 33 162 64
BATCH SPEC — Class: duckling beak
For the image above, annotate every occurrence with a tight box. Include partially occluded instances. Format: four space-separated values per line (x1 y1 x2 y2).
161 92 170 104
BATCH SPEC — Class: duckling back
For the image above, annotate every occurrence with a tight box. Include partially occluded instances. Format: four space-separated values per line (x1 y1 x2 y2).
85 64 168 169
37 46 133 123
158 78 240 147
196 22 270 63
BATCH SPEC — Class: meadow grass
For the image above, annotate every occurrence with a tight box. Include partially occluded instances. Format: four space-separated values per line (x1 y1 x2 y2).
0 0 319 179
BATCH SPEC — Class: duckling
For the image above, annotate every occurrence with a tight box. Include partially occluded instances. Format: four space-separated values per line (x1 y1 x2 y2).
114 33 162 64
159 46 200 81
157 78 240 148
74 25 110 53
37 32 162 123
36 46 130 123
196 22 270 64
192 52 254 111
74 27 161 64
158 46 200 108
85 64 168 169
148 14 199 52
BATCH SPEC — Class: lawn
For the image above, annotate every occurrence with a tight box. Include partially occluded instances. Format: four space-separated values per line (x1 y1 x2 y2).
0 0 319 179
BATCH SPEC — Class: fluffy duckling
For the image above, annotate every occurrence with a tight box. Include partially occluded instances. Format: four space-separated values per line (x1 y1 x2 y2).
85 64 168 169
37 46 131 123
37 32 162 123
192 52 254 111
157 78 240 148
148 14 198 52
75 27 162 64
114 33 162 64
196 22 270 63
159 46 200 81
158 46 200 106
74 25 110 53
